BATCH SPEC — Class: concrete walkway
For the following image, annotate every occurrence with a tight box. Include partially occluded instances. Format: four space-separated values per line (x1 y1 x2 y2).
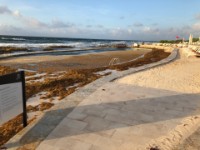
36 82 200 150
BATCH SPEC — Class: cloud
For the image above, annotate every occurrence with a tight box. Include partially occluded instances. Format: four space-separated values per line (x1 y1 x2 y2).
0 24 27 35
86 25 92 28
1 5 200 40
133 23 144 27
195 13 200 20
0 6 12 14
119 16 125 20
96 25 104 28
15 12 48 28
192 22 200 31
15 15 48 28
0 5 76 29
151 23 158 26
137 26 160 37
0 21 197 41
51 19 75 28
13 10 21 17
0 5 47 28
86 25 106 29
29 18 48 28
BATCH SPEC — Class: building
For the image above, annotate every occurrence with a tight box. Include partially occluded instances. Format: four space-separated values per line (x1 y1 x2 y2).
189 34 193 45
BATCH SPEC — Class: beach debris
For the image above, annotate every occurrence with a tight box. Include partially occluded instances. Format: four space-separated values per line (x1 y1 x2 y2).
95 69 117 76
109 49 170 71
39 102 54 111
149 147 160 150
109 58 120 66
0 146 7 150
0 65 16 75
0 46 28 54
43 45 74 51
27 102 54 112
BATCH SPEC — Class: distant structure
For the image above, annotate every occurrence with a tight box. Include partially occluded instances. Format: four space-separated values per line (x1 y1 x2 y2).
109 58 120 66
132 43 139 47
189 34 193 45
182 38 185 43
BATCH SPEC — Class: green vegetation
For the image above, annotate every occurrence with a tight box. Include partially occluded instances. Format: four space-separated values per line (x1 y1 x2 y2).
160 40 182 44
193 38 199 42
160 38 199 43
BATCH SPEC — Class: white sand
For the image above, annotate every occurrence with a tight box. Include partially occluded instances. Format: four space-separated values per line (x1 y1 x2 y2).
26 73 46 80
27 92 48 107
116 47 200 149
117 48 200 94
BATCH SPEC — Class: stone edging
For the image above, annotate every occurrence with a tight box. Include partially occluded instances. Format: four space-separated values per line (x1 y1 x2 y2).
5 48 178 150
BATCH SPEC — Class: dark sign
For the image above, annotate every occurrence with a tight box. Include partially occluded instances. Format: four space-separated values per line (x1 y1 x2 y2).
0 71 27 127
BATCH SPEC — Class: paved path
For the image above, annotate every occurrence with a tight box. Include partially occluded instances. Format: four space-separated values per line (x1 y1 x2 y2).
36 82 200 150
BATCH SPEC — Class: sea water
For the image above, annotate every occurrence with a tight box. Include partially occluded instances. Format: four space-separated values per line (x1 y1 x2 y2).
0 35 154 56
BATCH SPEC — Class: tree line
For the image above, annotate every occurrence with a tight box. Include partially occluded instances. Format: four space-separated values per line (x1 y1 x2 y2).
160 38 199 43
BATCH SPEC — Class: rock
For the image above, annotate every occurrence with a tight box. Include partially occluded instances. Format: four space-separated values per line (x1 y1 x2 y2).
113 43 128 48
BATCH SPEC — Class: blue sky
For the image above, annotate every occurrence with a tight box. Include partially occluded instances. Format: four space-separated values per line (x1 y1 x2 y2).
0 0 200 40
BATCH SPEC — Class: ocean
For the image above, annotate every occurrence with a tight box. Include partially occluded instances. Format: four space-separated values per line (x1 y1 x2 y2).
0 35 141 50
0 35 154 57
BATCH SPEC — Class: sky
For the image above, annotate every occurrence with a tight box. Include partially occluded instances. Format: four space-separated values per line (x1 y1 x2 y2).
0 0 200 40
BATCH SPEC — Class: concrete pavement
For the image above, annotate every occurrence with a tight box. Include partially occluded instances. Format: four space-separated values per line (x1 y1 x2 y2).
36 82 200 150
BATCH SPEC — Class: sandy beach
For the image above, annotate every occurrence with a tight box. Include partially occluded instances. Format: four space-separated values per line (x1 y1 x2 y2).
117 48 200 94
1 47 170 147
2 46 200 149
117 47 200 149
0 48 150 72
26 46 200 150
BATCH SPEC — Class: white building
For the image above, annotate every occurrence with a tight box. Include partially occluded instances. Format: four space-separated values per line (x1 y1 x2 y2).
189 34 193 45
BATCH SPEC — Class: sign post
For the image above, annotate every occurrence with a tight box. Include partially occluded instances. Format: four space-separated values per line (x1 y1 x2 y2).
0 71 27 127
20 71 27 127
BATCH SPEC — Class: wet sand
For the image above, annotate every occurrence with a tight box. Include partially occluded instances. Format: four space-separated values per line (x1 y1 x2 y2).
0 48 150 72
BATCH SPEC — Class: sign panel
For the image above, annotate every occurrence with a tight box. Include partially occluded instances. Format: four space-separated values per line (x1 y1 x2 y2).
0 72 27 126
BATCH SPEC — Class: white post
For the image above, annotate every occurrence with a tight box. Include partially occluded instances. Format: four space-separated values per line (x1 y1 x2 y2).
189 34 193 45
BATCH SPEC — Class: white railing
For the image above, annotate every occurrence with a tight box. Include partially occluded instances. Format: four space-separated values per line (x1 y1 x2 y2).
109 58 120 66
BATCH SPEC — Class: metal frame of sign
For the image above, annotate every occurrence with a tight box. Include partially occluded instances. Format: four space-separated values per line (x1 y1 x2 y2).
21 71 27 127
0 71 27 127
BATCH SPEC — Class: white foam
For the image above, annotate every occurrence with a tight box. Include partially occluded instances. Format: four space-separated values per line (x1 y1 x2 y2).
1 37 26 41
0 41 134 49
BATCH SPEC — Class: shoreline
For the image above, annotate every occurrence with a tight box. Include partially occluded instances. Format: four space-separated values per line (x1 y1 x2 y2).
0 47 133 60
0 48 151 72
